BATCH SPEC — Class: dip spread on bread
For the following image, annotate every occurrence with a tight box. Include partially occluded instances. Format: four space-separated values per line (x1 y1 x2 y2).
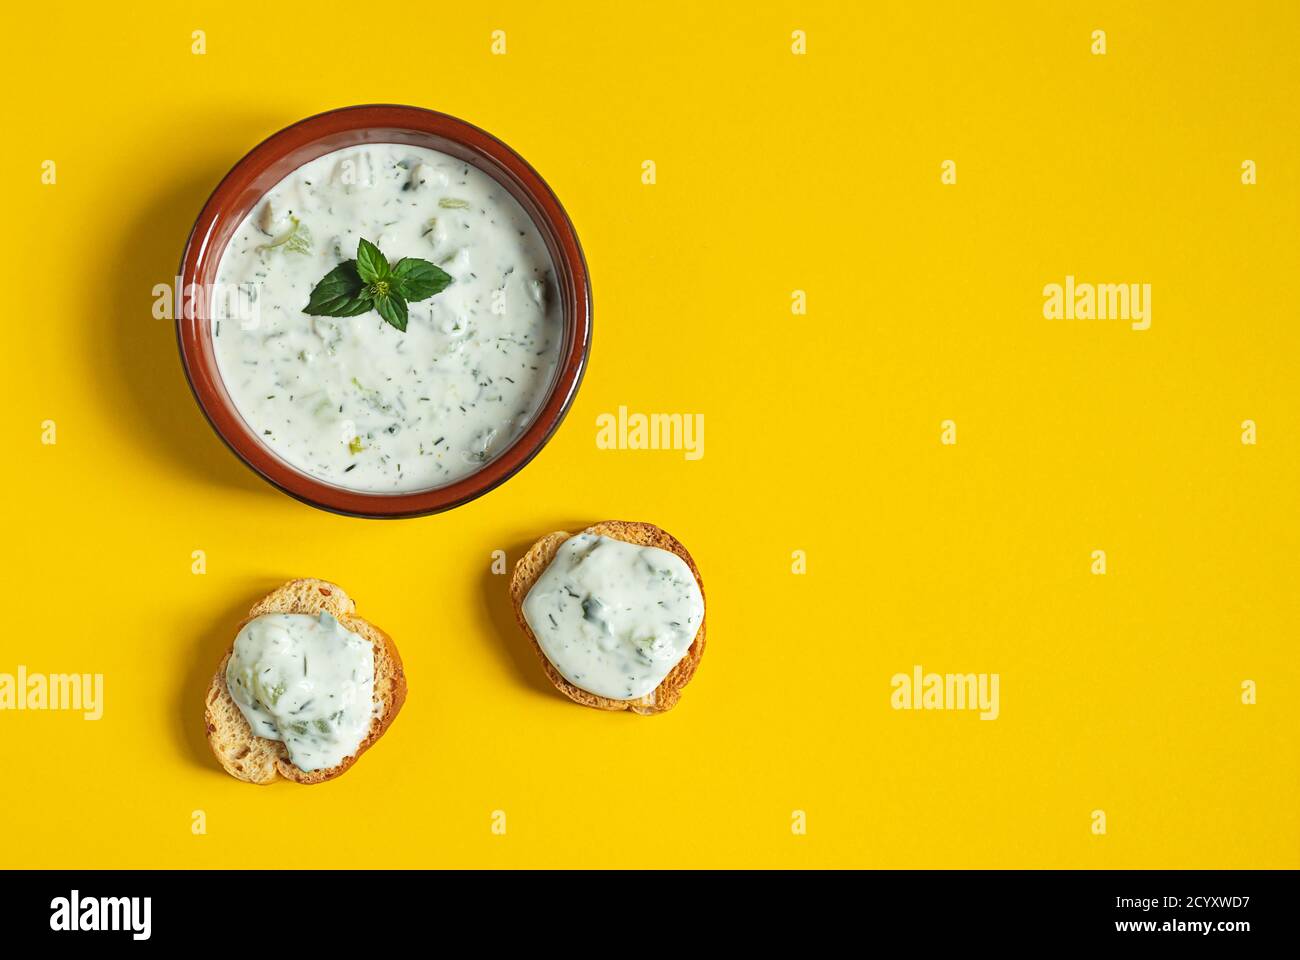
522 533 704 699
225 612 376 771
212 143 561 492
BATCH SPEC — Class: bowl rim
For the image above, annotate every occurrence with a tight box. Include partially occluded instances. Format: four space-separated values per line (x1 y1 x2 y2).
176 103 591 519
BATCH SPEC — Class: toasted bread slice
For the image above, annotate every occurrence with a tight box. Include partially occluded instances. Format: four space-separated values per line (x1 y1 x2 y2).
204 578 406 784
510 521 706 714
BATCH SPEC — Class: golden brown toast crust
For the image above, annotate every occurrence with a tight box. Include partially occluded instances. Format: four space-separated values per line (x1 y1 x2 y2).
204 578 407 784
509 521 706 715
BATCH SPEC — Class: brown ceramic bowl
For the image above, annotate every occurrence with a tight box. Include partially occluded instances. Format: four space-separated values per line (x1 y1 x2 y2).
177 104 591 518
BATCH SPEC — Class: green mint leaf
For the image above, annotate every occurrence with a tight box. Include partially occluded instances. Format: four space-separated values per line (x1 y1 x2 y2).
304 240 448 331
391 258 453 301
355 238 390 285
304 260 368 316
374 292 408 332
333 295 376 317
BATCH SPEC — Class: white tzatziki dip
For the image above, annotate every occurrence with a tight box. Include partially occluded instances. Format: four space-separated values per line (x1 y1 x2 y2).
225 612 376 772
212 143 561 492
522 534 705 700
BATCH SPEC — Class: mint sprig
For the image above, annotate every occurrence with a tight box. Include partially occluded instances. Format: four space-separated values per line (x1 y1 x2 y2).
304 238 453 332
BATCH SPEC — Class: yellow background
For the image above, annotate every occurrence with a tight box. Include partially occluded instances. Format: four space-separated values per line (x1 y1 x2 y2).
1 1 1296 868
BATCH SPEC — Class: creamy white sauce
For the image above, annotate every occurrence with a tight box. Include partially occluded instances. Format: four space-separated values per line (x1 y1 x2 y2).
522 534 704 700
225 612 376 772
212 143 561 492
